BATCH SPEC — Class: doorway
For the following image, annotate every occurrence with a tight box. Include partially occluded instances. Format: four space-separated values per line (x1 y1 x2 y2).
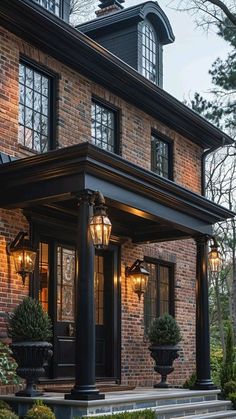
36 237 120 381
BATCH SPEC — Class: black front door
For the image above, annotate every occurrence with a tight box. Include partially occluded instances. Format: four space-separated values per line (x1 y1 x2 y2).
38 239 120 380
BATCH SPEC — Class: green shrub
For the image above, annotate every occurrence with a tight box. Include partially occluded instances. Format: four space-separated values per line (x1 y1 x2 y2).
8 298 52 342
229 392 236 409
211 346 223 387
0 342 20 385
183 371 196 389
224 381 236 398
0 409 18 419
220 323 235 389
83 411 155 419
25 400 55 419
0 400 12 410
148 314 181 345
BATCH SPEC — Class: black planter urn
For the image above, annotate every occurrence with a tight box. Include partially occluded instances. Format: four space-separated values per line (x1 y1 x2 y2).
149 345 180 388
10 341 53 397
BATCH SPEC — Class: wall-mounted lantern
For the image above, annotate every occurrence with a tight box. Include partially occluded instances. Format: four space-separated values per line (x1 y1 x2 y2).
7 232 37 285
208 237 223 275
125 259 150 301
89 191 112 249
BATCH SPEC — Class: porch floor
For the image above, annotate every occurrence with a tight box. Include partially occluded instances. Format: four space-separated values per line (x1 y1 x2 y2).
1 388 236 419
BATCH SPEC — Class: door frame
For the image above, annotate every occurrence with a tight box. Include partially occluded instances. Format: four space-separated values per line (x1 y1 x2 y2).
27 211 121 382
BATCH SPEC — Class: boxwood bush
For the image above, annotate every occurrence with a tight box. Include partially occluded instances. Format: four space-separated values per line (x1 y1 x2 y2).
83 410 155 419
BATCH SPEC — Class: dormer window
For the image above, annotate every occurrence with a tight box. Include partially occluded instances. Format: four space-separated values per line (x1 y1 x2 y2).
141 22 158 84
32 0 62 17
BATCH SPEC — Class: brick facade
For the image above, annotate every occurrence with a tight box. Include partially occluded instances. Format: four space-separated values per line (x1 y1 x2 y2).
0 26 201 387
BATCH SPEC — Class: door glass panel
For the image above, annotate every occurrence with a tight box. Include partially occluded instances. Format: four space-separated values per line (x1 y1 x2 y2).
39 242 49 312
57 246 76 322
94 255 104 326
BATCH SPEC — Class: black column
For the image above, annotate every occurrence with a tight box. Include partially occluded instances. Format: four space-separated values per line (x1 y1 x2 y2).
65 190 104 400
194 236 216 390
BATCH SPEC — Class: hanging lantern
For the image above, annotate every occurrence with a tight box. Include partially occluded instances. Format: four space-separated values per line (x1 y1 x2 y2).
7 232 37 285
126 259 150 301
208 237 223 275
89 191 112 249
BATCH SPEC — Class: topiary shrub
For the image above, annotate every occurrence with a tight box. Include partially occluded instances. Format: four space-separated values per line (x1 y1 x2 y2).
220 323 235 390
0 400 12 410
224 381 236 398
0 409 18 419
7 297 52 342
148 314 181 345
229 392 236 409
25 400 55 419
0 342 20 385
182 371 196 389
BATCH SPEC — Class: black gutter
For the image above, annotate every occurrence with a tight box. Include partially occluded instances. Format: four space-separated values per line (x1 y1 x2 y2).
0 0 233 149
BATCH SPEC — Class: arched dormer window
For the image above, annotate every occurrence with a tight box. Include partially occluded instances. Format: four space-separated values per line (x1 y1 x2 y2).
141 22 158 84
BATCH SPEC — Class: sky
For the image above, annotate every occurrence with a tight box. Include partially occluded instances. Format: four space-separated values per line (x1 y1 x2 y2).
126 0 230 101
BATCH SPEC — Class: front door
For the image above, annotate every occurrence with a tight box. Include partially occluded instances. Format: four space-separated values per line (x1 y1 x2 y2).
38 239 119 380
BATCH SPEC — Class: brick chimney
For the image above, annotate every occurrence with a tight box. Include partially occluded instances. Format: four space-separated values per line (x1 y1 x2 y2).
96 0 125 17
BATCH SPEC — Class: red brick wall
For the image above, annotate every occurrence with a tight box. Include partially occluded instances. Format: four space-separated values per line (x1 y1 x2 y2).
0 27 200 386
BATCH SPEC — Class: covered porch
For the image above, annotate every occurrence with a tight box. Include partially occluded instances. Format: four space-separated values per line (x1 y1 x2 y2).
0 142 234 401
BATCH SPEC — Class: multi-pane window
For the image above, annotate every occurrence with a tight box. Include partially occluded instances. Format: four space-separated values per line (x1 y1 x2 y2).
32 0 61 17
141 23 158 84
91 101 117 153
151 133 172 179
144 260 174 332
18 62 51 153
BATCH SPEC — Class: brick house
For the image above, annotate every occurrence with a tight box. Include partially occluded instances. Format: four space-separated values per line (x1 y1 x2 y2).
0 0 234 401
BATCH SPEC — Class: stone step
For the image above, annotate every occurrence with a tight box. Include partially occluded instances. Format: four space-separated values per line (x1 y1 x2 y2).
153 400 231 418
174 409 236 419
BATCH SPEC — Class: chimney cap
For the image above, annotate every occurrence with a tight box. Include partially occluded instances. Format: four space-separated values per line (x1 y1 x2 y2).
98 0 125 10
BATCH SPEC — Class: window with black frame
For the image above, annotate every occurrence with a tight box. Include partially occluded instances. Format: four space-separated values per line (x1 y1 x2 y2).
141 22 158 84
18 61 53 153
144 260 174 332
32 0 62 17
91 100 118 153
151 133 172 179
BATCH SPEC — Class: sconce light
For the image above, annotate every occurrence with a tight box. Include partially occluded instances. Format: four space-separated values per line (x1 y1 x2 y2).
7 232 37 285
208 237 223 275
89 191 112 249
125 259 150 301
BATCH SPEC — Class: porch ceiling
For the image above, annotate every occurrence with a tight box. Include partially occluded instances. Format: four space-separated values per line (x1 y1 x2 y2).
0 143 234 242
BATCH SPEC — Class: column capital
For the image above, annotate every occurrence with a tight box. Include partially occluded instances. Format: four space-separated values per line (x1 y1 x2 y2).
74 189 94 204
194 235 210 245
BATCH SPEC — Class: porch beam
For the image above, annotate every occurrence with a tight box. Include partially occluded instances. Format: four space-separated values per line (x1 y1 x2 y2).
65 190 104 401
194 235 216 390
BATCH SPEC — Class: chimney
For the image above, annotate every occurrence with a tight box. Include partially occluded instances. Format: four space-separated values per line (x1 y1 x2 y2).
96 0 125 17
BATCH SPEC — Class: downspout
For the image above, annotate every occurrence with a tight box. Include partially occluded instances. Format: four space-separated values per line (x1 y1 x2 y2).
201 136 226 196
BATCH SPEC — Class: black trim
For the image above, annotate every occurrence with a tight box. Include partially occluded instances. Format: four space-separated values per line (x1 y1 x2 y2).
0 0 233 149
19 56 58 151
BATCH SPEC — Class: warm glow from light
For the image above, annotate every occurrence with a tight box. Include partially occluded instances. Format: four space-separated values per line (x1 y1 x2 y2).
89 214 112 249
208 244 223 275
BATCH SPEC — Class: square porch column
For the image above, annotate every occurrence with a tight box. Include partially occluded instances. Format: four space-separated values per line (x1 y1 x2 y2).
65 190 104 400
194 235 216 390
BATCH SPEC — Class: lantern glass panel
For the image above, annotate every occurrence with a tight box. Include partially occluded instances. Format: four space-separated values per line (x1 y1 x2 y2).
13 249 37 275
132 273 148 295
209 248 222 274
89 214 112 248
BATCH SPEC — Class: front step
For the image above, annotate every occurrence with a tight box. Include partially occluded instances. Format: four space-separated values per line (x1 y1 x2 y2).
153 400 232 419
175 410 236 419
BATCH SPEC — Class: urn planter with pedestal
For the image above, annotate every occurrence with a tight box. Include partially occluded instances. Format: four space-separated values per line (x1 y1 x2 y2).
8 297 53 397
148 314 181 388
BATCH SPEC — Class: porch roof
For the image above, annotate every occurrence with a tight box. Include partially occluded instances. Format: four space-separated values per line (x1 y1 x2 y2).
0 143 234 242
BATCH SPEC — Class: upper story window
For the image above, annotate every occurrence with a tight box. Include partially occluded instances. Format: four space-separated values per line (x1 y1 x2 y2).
141 22 158 84
91 100 119 153
18 61 54 153
151 132 173 179
144 259 174 332
32 0 62 17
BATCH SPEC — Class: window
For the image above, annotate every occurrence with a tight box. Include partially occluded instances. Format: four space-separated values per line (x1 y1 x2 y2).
144 259 174 332
151 133 173 179
18 61 53 153
32 0 62 17
91 100 118 153
141 22 158 84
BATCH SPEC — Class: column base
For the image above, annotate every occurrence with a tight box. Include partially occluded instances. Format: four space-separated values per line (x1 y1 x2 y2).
193 379 217 391
65 385 105 401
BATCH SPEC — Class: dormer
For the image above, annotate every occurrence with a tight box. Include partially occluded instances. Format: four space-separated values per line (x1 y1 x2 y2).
78 1 174 88
31 0 70 22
